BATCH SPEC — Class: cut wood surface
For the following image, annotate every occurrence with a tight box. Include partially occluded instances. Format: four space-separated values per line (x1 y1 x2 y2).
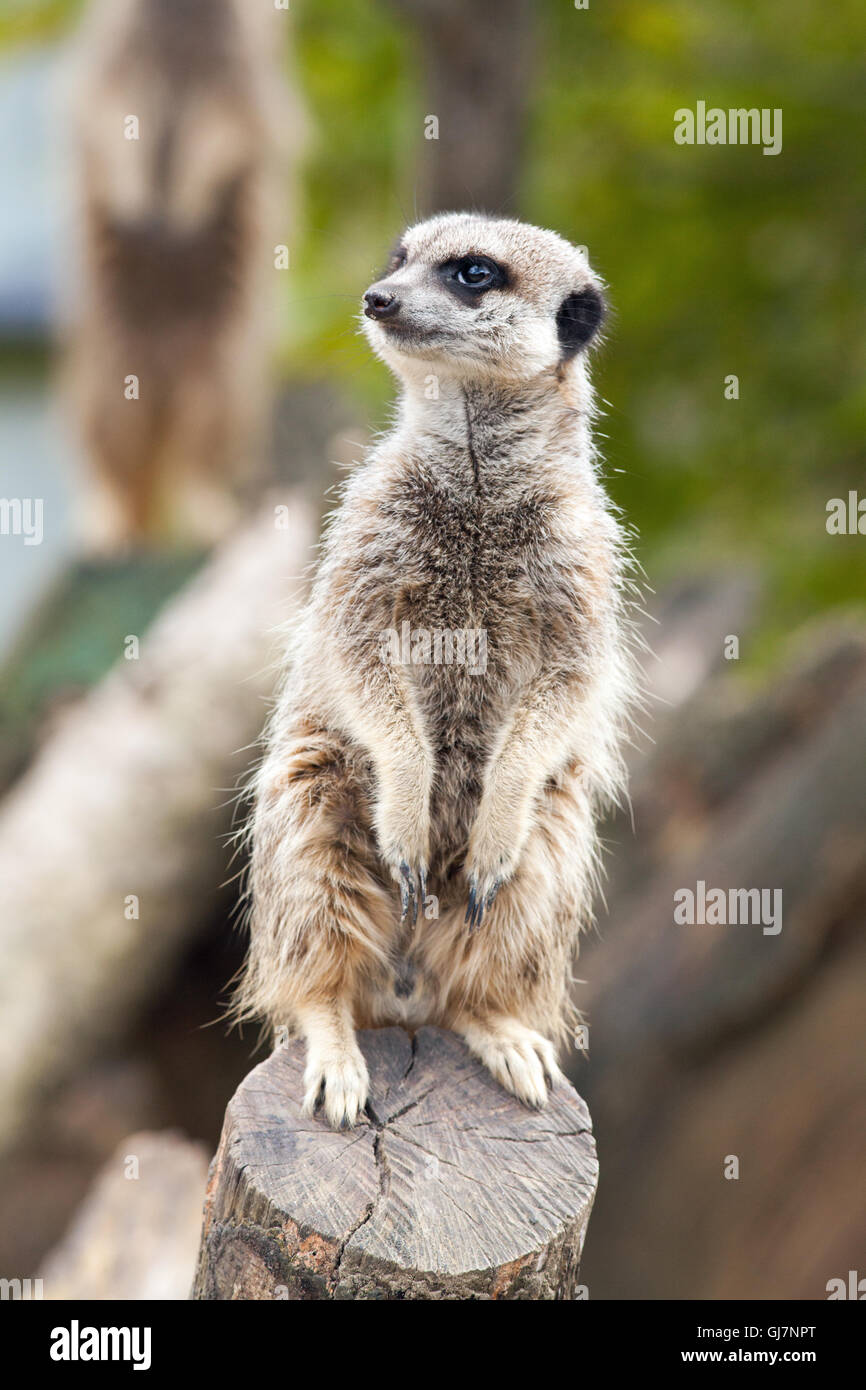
0 498 315 1153
193 1027 597 1300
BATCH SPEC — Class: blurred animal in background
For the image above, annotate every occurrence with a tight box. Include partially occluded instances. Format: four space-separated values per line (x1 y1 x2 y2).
62 0 305 551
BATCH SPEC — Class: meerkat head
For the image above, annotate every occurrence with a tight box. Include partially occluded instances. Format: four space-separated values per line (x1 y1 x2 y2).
361 212 605 388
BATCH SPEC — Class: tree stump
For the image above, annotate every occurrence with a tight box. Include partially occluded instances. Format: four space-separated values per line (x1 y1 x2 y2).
193 1027 597 1300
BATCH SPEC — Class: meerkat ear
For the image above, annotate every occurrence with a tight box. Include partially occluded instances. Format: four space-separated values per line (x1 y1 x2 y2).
556 285 606 358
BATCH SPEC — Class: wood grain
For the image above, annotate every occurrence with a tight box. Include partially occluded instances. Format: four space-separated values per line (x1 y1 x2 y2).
193 1027 597 1300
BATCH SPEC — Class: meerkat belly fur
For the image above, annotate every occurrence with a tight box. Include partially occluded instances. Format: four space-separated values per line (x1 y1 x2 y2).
237 213 638 1128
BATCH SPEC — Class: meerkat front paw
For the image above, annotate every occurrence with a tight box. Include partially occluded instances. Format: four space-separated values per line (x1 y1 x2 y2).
302 1039 370 1129
464 797 530 928
458 1017 566 1109
387 855 427 924
374 776 431 922
464 872 504 930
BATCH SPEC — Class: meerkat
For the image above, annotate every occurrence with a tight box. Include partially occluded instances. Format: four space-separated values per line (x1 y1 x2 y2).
236 212 637 1128
62 0 304 550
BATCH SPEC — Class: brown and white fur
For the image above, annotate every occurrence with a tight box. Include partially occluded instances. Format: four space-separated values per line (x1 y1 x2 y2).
236 213 638 1127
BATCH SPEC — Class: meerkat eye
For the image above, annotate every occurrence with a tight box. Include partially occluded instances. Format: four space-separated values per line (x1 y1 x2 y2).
389 246 408 272
455 258 500 288
440 256 507 298
457 261 492 286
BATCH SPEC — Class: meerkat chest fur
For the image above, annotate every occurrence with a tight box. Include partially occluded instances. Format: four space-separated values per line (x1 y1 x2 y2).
321 373 620 861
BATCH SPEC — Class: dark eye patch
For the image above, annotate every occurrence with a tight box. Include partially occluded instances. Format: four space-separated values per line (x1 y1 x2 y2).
378 243 408 278
438 254 508 304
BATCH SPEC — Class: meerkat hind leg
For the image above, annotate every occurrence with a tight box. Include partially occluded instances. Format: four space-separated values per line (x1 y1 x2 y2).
456 1015 567 1110
296 1000 370 1129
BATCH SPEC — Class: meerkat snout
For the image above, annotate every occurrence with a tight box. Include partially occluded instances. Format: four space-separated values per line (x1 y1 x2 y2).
363 288 400 320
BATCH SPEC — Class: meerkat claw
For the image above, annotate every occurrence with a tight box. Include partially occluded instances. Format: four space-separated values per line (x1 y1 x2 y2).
485 878 503 911
399 860 419 923
465 884 477 927
465 874 503 930
398 864 410 919
466 880 485 930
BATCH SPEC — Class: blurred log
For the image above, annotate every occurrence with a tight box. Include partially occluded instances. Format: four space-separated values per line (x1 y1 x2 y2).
390 0 535 214
572 621 866 1298
591 569 760 912
587 624 866 1071
40 1130 209 1300
0 1057 163 1278
0 499 315 1154
639 570 759 721
599 918 866 1300
193 1028 597 1301
0 551 207 794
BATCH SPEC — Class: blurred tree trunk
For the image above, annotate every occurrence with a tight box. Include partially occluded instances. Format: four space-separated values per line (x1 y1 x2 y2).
391 0 535 215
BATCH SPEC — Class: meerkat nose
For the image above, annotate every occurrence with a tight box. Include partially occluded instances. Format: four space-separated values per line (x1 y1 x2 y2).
364 289 400 320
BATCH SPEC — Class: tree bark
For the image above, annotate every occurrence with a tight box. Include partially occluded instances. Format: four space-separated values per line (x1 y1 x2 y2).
193 1027 597 1300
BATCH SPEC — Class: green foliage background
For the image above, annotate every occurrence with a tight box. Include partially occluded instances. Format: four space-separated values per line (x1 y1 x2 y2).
4 0 865 662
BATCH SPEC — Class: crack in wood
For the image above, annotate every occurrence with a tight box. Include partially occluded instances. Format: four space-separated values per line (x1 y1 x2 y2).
195 1027 598 1299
